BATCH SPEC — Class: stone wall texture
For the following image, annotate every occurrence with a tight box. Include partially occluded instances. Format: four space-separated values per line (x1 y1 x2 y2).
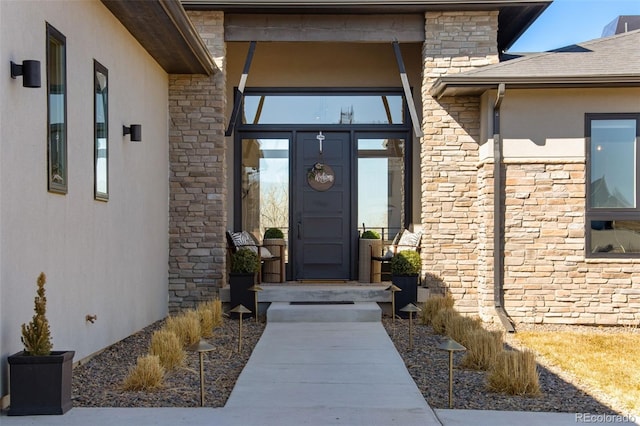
168 11 226 312
421 11 499 315
500 161 640 325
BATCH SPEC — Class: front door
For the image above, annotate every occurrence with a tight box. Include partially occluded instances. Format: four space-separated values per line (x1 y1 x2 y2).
293 132 352 280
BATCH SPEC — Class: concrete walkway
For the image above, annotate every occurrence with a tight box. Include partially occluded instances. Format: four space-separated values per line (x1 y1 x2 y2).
2 321 638 426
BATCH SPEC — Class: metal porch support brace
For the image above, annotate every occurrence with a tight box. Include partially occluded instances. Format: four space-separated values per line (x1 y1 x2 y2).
225 41 256 137
392 41 423 138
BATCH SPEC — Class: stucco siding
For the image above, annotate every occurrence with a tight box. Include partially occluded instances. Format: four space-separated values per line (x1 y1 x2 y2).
1 0 169 400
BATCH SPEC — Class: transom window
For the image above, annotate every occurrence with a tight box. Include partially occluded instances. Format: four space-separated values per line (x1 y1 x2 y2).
242 93 404 125
586 113 640 257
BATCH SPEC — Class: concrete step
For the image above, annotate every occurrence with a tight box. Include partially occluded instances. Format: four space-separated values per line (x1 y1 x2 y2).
220 283 430 304
267 302 381 323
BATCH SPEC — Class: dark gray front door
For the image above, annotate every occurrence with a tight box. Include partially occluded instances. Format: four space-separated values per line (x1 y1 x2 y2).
293 132 351 280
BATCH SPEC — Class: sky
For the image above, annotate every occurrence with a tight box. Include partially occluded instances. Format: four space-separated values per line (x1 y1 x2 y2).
509 0 640 52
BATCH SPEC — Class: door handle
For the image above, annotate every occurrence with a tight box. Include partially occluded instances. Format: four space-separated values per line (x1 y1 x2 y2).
297 222 302 239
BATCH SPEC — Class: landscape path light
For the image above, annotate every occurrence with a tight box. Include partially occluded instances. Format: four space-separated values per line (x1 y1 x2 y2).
436 337 466 408
230 304 251 353
187 339 215 407
248 284 263 323
399 303 421 350
385 284 401 336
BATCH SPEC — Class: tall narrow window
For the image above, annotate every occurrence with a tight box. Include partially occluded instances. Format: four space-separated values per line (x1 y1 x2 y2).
586 113 640 257
47 23 67 193
94 61 108 200
357 137 405 241
241 138 290 239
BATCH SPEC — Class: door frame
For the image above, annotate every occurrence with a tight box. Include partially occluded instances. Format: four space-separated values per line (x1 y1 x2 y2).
233 87 413 281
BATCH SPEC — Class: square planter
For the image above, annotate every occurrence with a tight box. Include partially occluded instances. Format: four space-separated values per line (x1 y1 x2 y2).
229 272 256 318
391 275 418 318
8 350 75 416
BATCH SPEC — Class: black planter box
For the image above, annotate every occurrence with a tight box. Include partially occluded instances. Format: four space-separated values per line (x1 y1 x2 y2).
391 275 418 318
229 272 255 317
8 350 75 416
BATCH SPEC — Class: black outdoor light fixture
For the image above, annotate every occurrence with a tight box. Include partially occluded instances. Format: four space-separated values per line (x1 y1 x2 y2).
123 124 142 142
10 60 41 88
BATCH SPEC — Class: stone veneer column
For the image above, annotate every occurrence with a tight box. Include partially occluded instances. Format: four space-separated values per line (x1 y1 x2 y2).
421 11 499 315
168 11 226 312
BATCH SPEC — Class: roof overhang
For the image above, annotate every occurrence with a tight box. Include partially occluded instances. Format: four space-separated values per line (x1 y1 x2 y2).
182 0 551 52
429 75 640 98
101 0 216 75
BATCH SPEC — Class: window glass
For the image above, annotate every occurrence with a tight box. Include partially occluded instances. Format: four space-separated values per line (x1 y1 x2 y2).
243 95 404 125
94 61 108 200
357 138 405 241
589 220 640 254
590 119 636 208
47 23 67 193
586 114 640 258
241 138 289 247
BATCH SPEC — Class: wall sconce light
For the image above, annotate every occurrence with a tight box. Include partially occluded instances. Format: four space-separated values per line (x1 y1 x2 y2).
10 60 41 88
123 124 142 142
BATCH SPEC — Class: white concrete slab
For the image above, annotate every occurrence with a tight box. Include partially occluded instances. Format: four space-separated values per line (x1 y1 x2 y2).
225 321 440 425
435 409 639 426
267 302 381 322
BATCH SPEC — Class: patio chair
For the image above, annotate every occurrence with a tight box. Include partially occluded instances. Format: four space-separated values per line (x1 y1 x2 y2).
370 228 422 282
226 231 285 283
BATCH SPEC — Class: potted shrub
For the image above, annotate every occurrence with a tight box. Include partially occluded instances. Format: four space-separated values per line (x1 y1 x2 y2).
390 251 421 317
359 230 382 283
8 273 75 416
263 228 285 282
229 248 260 316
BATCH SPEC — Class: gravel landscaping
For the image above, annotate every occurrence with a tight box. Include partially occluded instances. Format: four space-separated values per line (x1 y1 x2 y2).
72 313 625 414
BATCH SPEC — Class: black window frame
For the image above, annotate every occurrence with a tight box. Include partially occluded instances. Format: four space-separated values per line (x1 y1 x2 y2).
46 22 67 194
94 60 109 201
585 112 640 258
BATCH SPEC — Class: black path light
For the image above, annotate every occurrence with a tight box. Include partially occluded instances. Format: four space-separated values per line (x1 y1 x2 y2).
187 340 215 407
230 304 251 353
248 284 263 323
436 337 466 408
399 303 421 350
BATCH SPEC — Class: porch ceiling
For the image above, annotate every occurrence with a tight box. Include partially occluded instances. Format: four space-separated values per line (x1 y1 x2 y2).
101 0 216 75
182 0 551 52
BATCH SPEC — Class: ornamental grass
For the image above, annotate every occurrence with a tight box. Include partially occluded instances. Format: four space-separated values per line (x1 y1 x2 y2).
197 299 223 338
149 329 185 371
461 329 504 371
165 310 201 348
419 293 455 326
122 354 165 391
487 349 540 396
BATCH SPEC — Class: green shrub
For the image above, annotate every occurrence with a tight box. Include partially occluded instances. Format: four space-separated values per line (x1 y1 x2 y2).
360 230 380 239
264 228 284 239
231 248 259 274
390 251 421 276
21 272 53 356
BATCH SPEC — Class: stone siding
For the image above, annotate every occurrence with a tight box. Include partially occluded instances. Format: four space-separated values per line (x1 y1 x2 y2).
421 11 499 314
168 11 226 312
501 161 640 325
